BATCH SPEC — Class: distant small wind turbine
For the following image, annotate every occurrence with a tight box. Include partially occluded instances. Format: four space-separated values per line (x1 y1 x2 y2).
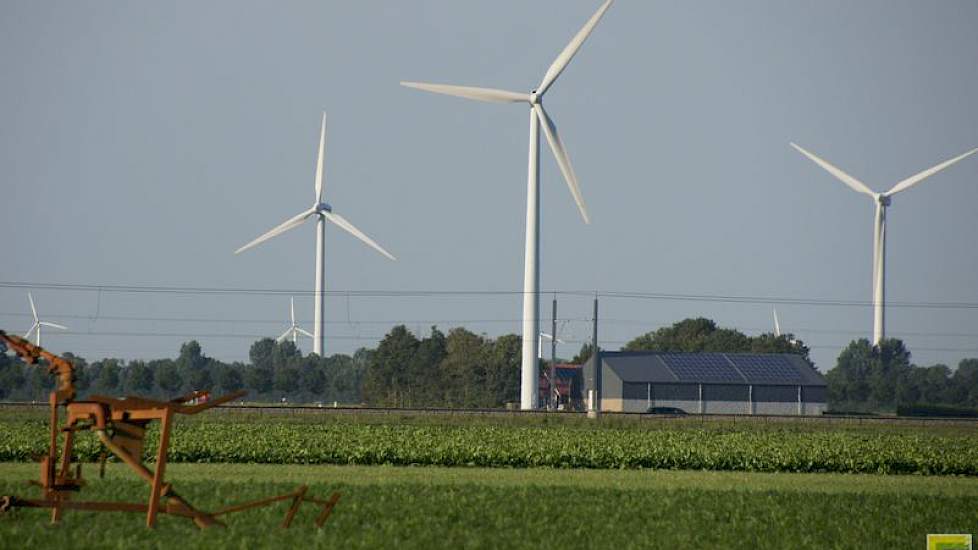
402 0 614 409
277 297 313 345
790 143 978 347
236 113 396 356
772 306 798 345
537 332 566 360
23 292 67 347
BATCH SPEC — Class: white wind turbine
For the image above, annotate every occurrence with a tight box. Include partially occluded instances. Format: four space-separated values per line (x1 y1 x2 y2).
277 297 313 346
772 306 798 345
772 306 782 338
23 292 67 347
402 0 613 409
236 114 396 356
537 332 566 360
790 143 978 346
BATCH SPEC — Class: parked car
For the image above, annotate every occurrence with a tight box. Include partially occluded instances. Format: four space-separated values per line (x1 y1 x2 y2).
646 406 687 415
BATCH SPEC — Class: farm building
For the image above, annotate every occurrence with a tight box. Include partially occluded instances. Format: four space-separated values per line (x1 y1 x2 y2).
594 351 827 415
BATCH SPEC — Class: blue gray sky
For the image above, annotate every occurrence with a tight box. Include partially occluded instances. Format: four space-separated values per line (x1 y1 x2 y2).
1 1 977 371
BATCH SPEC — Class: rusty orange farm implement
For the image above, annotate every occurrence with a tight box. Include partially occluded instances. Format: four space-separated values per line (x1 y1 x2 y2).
0 330 340 529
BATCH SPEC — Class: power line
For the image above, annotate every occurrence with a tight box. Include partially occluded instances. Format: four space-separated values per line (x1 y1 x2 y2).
3 280 978 310
2 310 977 340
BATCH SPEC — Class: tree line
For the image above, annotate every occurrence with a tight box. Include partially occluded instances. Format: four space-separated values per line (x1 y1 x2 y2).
1 317 975 411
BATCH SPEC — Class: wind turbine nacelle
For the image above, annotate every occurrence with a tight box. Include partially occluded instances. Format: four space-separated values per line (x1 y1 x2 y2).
877 195 891 207
316 202 333 213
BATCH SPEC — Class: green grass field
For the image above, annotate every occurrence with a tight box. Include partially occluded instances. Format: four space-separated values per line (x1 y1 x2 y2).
2 410 976 548
1 463 976 549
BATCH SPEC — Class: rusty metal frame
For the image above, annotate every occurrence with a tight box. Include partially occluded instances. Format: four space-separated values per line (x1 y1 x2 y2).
0 330 341 529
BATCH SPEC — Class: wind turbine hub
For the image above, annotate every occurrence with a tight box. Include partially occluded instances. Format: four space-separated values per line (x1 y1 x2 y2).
529 91 541 105
877 195 891 207
316 202 332 213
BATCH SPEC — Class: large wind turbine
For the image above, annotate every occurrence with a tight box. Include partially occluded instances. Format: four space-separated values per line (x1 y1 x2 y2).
790 143 978 346
236 114 396 356
277 297 313 346
24 292 67 347
402 0 613 409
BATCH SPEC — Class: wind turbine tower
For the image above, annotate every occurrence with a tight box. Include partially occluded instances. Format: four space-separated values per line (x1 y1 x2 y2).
791 143 977 346
402 0 614 409
237 114 396 356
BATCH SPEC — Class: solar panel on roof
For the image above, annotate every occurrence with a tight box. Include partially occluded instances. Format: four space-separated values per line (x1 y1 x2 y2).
726 355 802 384
660 353 744 383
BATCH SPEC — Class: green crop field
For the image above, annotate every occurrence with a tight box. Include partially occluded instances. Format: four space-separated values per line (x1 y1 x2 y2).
1 463 976 549
2 410 977 475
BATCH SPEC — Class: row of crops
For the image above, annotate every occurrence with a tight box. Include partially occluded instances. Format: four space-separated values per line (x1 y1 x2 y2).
2 418 977 475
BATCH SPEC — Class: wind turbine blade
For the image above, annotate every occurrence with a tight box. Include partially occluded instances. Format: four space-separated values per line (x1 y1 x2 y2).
296 328 314 338
534 103 590 223
885 147 978 196
537 0 614 96
290 296 296 326
24 322 38 338
790 143 875 197
276 328 293 343
235 207 317 254
324 212 397 261
39 322 68 331
314 113 327 203
400 82 530 103
28 292 38 323
773 307 782 337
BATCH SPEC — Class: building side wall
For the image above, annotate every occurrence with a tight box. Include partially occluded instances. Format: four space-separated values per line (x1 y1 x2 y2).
601 363 622 410
754 401 799 415
605 397 827 416
703 400 751 414
802 402 827 415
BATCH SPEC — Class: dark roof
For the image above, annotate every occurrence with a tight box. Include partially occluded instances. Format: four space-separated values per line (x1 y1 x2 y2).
601 351 825 386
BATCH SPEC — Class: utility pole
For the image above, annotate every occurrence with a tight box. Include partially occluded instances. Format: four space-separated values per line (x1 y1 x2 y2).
550 294 558 410
587 296 600 418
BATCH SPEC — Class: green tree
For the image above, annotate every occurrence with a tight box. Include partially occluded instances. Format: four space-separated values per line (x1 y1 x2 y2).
404 327 446 406
300 363 327 397
272 341 302 370
178 341 207 370
825 338 911 410
215 363 245 394
572 342 594 364
624 318 720 352
273 367 300 395
126 360 155 394
155 360 183 394
363 326 419 406
249 339 276 371
330 352 365 403
187 364 213 392
177 341 212 391
94 360 122 394
485 333 521 406
440 328 488 407
0 354 26 399
951 359 978 406
245 365 273 395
